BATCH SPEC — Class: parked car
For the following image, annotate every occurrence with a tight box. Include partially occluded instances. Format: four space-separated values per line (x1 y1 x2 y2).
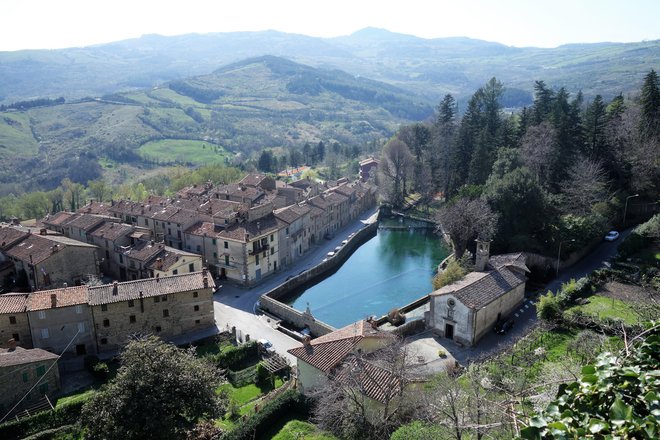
257 339 275 355
326 251 335 257
334 246 342 252
493 318 515 334
604 230 620 241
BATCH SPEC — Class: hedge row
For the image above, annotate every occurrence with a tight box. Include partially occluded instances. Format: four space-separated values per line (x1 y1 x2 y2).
219 389 309 440
212 341 259 371
0 400 84 440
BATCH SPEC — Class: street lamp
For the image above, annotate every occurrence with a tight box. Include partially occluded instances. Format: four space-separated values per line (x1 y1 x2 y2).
623 194 639 229
557 239 576 276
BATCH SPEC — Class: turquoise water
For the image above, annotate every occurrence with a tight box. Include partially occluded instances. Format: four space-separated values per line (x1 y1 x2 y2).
286 228 449 328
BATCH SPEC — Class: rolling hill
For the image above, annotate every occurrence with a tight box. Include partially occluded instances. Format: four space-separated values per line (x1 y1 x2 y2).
0 56 431 194
0 28 657 107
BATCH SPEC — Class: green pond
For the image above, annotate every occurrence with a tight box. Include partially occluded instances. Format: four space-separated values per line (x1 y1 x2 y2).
286 227 450 328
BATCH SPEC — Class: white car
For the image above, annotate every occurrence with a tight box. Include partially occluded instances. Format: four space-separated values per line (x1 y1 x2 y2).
604 231 620 241
326 251 335 257
257 339 275 355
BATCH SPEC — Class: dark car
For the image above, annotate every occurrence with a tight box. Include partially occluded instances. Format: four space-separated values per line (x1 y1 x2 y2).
493 318 514 334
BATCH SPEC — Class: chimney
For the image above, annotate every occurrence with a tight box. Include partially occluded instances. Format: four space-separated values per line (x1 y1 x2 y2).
475 239 491 272
7 338 17 351
302 335 311 346
50 294 57 308
156 273 160 282
40 228 47 235
156 258 163 270
63 282 67 288
11 217 20 226
202 267 208 277
203 276 209 288
112 281 118 296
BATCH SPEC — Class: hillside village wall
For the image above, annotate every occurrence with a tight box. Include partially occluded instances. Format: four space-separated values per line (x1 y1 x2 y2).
0 294 31 349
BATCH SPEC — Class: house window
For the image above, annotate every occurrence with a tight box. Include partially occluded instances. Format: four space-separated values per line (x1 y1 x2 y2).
194 305 199 311
189 263 195 272
286 227 289 235
9 316 16 324
212 238 217 245
36 365 46 376
255 254 259 266
161 295 167 302
101 304 108 312
101 338 108 345
155 326 162 332
213 252 217 259
39 383 49 394
168 228 172 235
128 300 134 307
41 328 49 339
163 309 169 318
193 291 198 298
103 319 110 327
38 310 46 320
195 319 200 324
22 372 29 382
196 245 201 252
129 315 136 323
154 297 160 303
177 231 181 239
78 322 85 332
172 269 178 275
270 234 274 242
270 247 274 255
144 219 149 226
12 333 19 341
263 251 267 258
75 305 83 314
119 254 123 263
224 241 228 249
225 255 229 266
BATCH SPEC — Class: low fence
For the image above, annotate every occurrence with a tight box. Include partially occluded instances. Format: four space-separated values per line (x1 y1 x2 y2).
259 221 379 337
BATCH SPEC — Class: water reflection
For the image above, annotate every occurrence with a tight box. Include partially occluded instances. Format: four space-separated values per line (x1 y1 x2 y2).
286 228 449 327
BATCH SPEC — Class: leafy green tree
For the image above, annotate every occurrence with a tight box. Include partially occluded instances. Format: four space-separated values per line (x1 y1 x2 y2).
583 95 608 161
532 80 555 125
258 150 274 173
315 141 326 163
537 291 562 321
81 336 225 440
18 191 50 220
468 78 504 185
87 179 109 202
519 326 660 439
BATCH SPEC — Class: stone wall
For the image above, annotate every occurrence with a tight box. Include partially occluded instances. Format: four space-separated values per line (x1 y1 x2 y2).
0 354 60 411
259 222 378 336
0 311 32 349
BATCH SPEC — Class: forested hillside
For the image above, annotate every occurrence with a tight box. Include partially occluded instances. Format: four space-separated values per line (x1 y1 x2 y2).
379 70 659 259
1 28 658 106
0 56 428 196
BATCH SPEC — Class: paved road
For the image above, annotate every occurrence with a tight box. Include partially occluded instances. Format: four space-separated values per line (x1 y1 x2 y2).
451 228 634 364
213 208 379 364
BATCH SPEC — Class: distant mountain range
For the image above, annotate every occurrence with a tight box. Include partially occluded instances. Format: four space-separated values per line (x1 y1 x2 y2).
1 28 658 106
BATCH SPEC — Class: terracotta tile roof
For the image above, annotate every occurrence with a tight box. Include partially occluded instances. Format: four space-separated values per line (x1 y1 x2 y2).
146 249 199 271
324 192 348 205
488 252 530 273
0 293 29 314
121 240 164 262
185 221 220 237
273 206 303 224
77 201 113 215
308 195 329 210
0 226 29 250
63 213 116 232
288 320 392 373
335 356 403 404
27 285 89 311
6 234 96 265
165 207 207 226
239 173 268 187
42 211 77 227
88 271 213 306
430 266 526 310
213 184 264 202
359 158 380 166
217 214 281 242
89 222 134 241
0 346 59 367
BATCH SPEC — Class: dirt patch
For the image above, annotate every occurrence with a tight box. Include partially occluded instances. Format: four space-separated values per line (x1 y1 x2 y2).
597 281 658 304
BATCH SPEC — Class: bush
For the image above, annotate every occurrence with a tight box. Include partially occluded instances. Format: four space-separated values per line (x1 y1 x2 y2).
92 362 109 381
618 232 648 257
213 342 258 371
556 277 592 307
0 400 84 440
84 355 99 372
255 363 273 389
220 389 309 440
537 291 562 322
432 259 467 290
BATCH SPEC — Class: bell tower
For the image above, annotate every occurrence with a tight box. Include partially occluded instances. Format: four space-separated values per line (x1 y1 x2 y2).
475 239 490 272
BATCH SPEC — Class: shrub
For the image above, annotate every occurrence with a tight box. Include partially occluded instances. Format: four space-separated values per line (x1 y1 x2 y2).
537 291 562 322
432 259 467 290
213 342 258 371
0 400 84 440
220 390 309 440
92 362 109 381
255 363 272 389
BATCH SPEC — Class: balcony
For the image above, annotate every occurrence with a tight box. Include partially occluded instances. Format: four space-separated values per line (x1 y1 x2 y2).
248 243 269 255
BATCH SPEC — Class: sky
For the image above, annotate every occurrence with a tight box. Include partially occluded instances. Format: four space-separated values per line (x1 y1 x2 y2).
2 0 659 52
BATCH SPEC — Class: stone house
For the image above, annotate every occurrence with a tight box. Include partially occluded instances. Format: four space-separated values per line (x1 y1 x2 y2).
216 214 282 285
61 213 118 243
5 232 99 290
40 211 77 235
0 293 31 349
0 226 30 288
116 240 201 281
359 157 380 182
428 242 528 346
0 342 60 414
288 320 395 394
88 222 135 279
88 271 215 353
274 204 311 268
27 285 96 356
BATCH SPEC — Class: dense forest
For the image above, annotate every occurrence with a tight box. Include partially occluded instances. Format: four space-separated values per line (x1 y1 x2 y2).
378 70 659 260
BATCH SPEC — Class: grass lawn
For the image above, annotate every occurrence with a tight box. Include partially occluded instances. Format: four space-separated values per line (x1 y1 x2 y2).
566 295 641 325
215 377 285 431
271 420 338 440
55 389 96 408
138 138 233 165
196 339 234 357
